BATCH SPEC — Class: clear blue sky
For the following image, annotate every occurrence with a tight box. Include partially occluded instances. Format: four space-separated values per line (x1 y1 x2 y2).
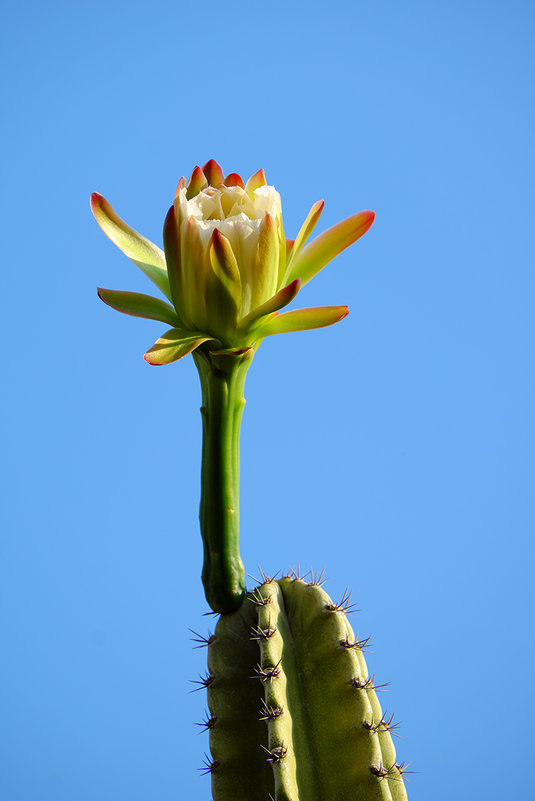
2 1 534 799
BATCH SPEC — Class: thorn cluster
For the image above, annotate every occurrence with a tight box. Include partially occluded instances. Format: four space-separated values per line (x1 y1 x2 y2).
325 588 358 614
252 660 282 683
260 744 287 763
190 629 216 648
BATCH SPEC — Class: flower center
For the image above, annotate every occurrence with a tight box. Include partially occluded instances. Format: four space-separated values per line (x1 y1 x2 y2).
187 185 279 223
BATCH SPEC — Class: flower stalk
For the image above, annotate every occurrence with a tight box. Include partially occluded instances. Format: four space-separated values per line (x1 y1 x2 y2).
193 347 254 612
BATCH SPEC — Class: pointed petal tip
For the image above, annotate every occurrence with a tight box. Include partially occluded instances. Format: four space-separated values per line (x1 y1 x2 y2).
143 352 161 366
90 192 104 213
175 176 186 197
224 172 245 188
163 203 176 226
202 159 224 185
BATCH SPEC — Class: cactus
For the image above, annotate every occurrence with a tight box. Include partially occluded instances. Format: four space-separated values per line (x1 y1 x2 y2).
91 162 411 796
202 574 408 801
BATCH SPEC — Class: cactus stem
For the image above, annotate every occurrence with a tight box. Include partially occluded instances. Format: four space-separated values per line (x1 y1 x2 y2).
206 576 409 800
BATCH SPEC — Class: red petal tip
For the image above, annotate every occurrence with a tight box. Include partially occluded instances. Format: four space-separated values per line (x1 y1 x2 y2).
164 204 176 223
90 191 103 209
202 159 224 185
224 172 245 188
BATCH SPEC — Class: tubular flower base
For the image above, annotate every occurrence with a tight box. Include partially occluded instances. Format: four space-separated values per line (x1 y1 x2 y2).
92 161 375 612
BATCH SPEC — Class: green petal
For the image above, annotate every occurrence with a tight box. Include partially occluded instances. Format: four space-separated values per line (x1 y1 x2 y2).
206 229 242 336
186 166 208 199
287 211 375 286
143 328 216 365
255 305 348 337
162 205 184 322
203 159 225 186
244 168 267 198
97 288 181 326
250 212 280 310
91 193 172 301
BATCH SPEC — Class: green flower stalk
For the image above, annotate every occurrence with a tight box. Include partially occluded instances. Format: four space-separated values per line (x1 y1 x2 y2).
91 160 374 611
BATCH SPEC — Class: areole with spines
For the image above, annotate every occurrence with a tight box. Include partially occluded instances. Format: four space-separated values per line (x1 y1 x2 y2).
202 573 409 801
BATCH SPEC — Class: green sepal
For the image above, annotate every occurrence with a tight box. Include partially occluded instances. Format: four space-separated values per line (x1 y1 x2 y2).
284 199 324 281
207 229 242 336
288 210 375 286
144 328 217 365
255 305 348 337
90 193 172 300
97 288 181 327
238 278 301 334
162 204 185 324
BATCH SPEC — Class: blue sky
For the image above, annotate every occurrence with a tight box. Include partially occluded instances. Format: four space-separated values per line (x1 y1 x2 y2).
2 1 534 799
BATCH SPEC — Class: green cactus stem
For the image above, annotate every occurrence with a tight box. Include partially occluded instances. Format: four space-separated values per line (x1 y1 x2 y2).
203 574 408 801
192 346 254 614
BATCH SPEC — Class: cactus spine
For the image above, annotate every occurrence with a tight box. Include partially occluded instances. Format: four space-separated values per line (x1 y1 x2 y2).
204 575 408 801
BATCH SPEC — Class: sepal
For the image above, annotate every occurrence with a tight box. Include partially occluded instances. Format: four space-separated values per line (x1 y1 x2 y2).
203 159 224 186
143 328 216 365
244 168 267 198
90 193 172 300
284 199 324 279
186 166 208 199
97 288 181 326
238 279 301 332
288 210 375 286
255 305 348 337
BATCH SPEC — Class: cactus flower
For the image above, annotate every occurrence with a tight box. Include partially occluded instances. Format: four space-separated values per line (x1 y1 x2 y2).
91 161 375 613
91 159 374 364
